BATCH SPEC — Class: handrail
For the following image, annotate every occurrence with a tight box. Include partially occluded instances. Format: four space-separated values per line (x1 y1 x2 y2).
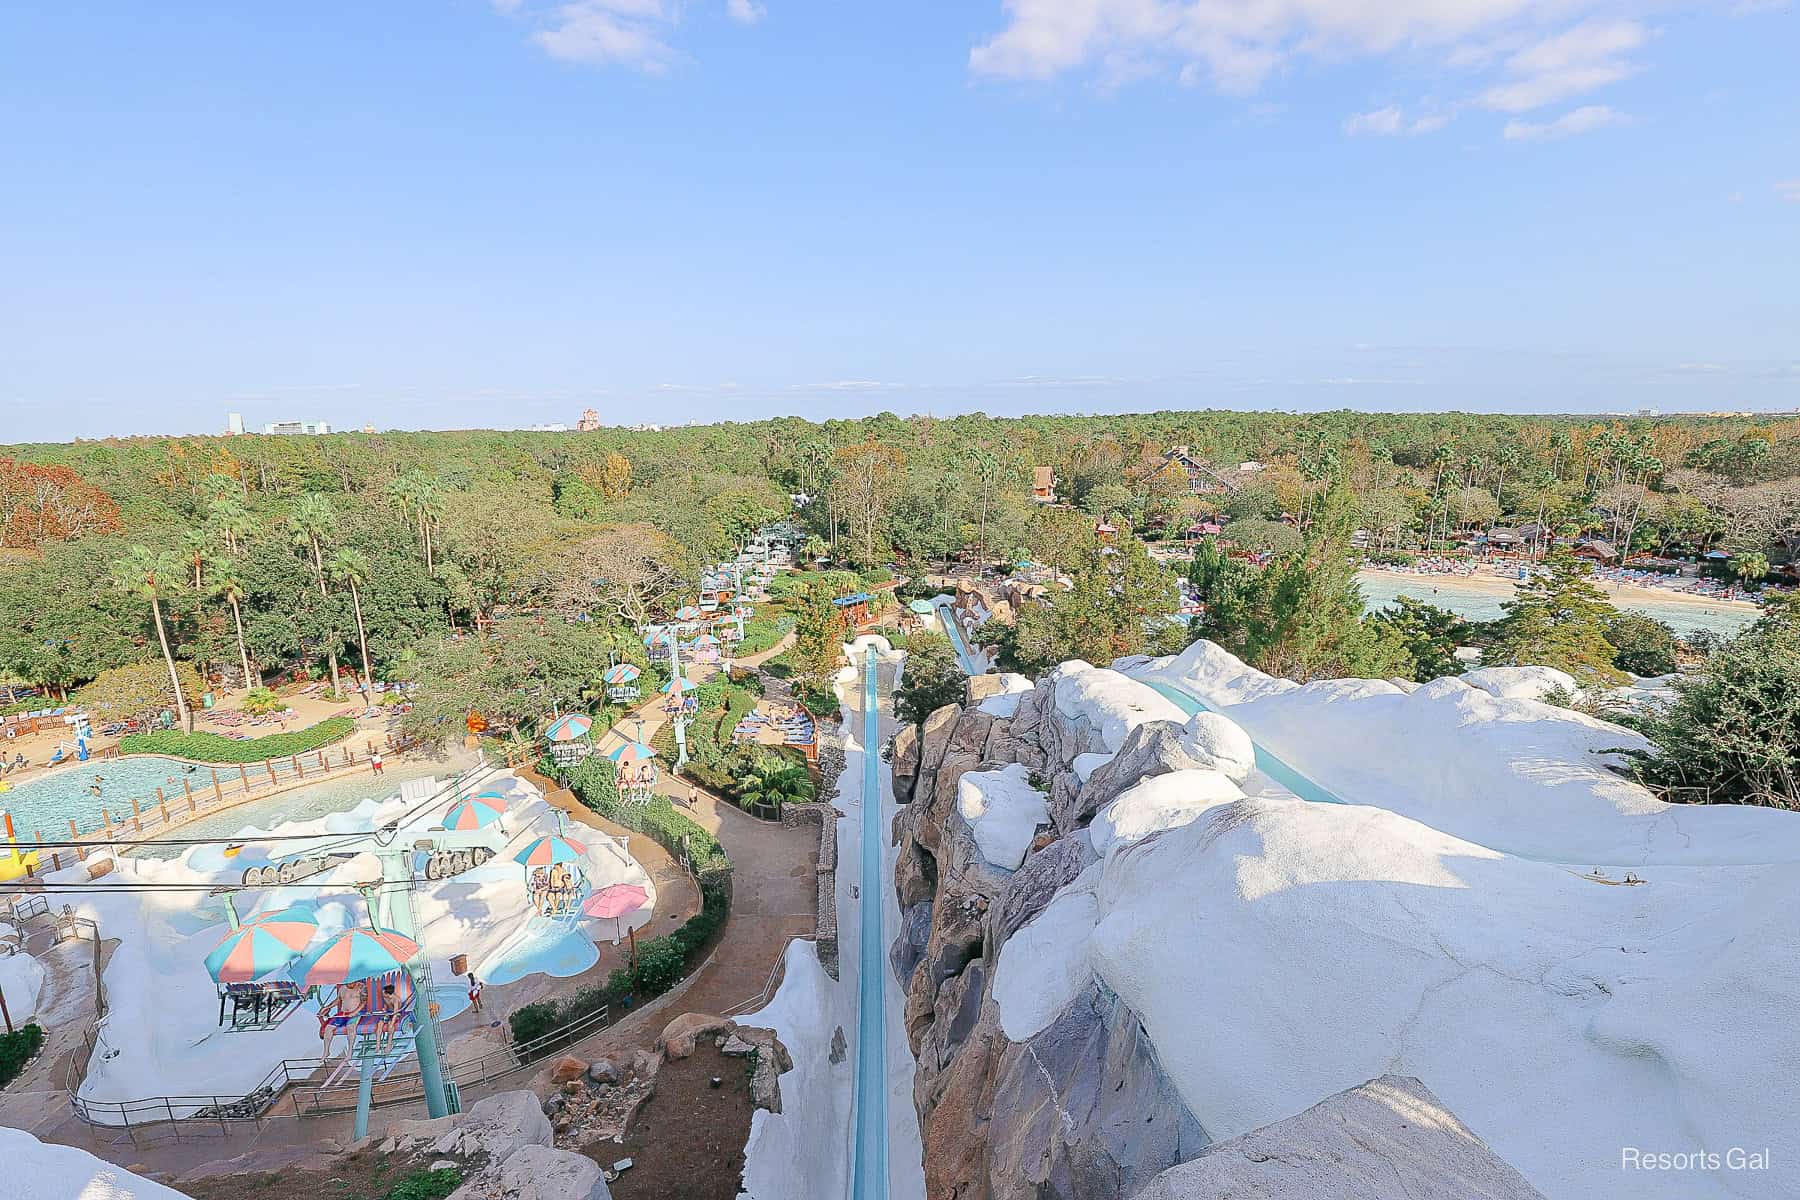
724 935 812 1017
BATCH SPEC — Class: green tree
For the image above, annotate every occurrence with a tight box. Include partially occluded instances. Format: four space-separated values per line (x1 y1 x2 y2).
76 659 206 728
1603 613 1679 677
108 546 196 732
1484 551 1626 685
1730 551 1770 590
329 547 377 708
1620 609 1800 808
894 632 964 728
211 559 256 689
287 494 345 694
789 582 849 695
1368 597 1466 682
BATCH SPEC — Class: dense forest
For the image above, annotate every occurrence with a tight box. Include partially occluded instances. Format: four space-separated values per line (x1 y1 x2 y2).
3 408 1797 804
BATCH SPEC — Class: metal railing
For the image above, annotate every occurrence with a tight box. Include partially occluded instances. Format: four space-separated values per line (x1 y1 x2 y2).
724 935 811 1017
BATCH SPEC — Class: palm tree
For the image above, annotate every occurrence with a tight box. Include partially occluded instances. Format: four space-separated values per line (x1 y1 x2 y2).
1730 551 1770 591
733 755 816 819
212 560 256 691
208 494 258 553
386 471 442 572
329 547 376 709
110 546 194 732
288 495 344 696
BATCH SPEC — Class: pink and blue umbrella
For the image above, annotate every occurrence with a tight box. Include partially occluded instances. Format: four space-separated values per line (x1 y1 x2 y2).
204 907 318 984
514 833 587 868
660 676 698 695
544 714 593 743
295 927 420 986
444 793 506 830
602 663 641 685
603 740 656 765
673 605 702 622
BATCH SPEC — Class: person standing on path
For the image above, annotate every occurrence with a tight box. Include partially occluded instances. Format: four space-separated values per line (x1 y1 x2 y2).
370 749 384 775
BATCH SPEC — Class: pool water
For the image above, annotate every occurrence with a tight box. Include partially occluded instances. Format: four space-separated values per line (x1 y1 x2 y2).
478 916 599 986
0 750 471 854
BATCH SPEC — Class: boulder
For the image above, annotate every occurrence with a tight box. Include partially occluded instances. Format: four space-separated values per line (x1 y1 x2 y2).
386 1090 553 1163
894 833 936 909
630 1047 662 1081
891 723 921 803
966 674 1012 704
1075 714 1253 830
984 984 1207 1200
461 1143 611 1200
988 832 1097 946
548 1056 588 1085
1134 1075 1547 1200
750 1053 784 1113
730 1024 794 1073
913 703 964 810
585 1058 620 1086
890 900 934 988
658 1012 734 1059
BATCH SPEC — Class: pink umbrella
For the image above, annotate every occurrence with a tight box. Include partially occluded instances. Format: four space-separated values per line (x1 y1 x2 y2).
581 883 649 941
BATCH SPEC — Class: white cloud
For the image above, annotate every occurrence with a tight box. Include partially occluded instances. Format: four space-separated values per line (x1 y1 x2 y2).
1502 104 1629 140
972 3 1666 118
1776 180 1800 202
498 0 762 70
1478 19 1647 112
1343 105 1452 136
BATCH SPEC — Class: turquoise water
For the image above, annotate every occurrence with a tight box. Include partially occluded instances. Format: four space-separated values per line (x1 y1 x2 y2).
0 751 464 852
479 916 599 986
1 756 211 839
1142 680 1350 807
852 647 889 1200
1356 572 1759 640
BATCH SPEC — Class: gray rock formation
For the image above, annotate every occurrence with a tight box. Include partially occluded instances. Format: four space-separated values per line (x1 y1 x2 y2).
451 1142 611 1200
890 662 1539 1200
1134 1075 1548 1200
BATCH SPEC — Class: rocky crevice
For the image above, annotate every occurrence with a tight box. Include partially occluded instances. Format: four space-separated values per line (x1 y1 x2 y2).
889 671 1212 1200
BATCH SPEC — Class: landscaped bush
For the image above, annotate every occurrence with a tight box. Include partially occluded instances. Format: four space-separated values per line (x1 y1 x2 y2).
736 615 793 656
717 686 755 752
119 716 358 763
0 1024 45 1087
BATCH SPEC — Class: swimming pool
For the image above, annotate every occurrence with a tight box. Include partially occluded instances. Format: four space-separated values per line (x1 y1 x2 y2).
0 751 470 850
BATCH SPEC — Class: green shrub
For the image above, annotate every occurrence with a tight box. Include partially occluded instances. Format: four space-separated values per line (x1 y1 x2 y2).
385 1167 463 1200
628 937 687 995
717 687 755 752
118 716 358 764
240 686 285 715
0 1024 45 1087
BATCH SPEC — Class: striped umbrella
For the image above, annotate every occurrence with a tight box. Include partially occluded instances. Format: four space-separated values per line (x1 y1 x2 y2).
444 794 506 831
295 927 420 986
514 833 588 868
603 740 657 765
673 605 702 621
660 676 698 695
204 907 319 984
693 633 721 647
544 714 593 743
602 663 641 685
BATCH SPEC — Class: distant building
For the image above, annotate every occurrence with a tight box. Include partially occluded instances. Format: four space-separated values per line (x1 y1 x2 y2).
261 419 332 435
1164 446 1240 495
576 408 602 432
1032 466 1056 503
225 412 245 436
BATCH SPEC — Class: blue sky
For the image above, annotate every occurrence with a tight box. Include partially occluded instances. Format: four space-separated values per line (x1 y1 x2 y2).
2 2 1796 442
